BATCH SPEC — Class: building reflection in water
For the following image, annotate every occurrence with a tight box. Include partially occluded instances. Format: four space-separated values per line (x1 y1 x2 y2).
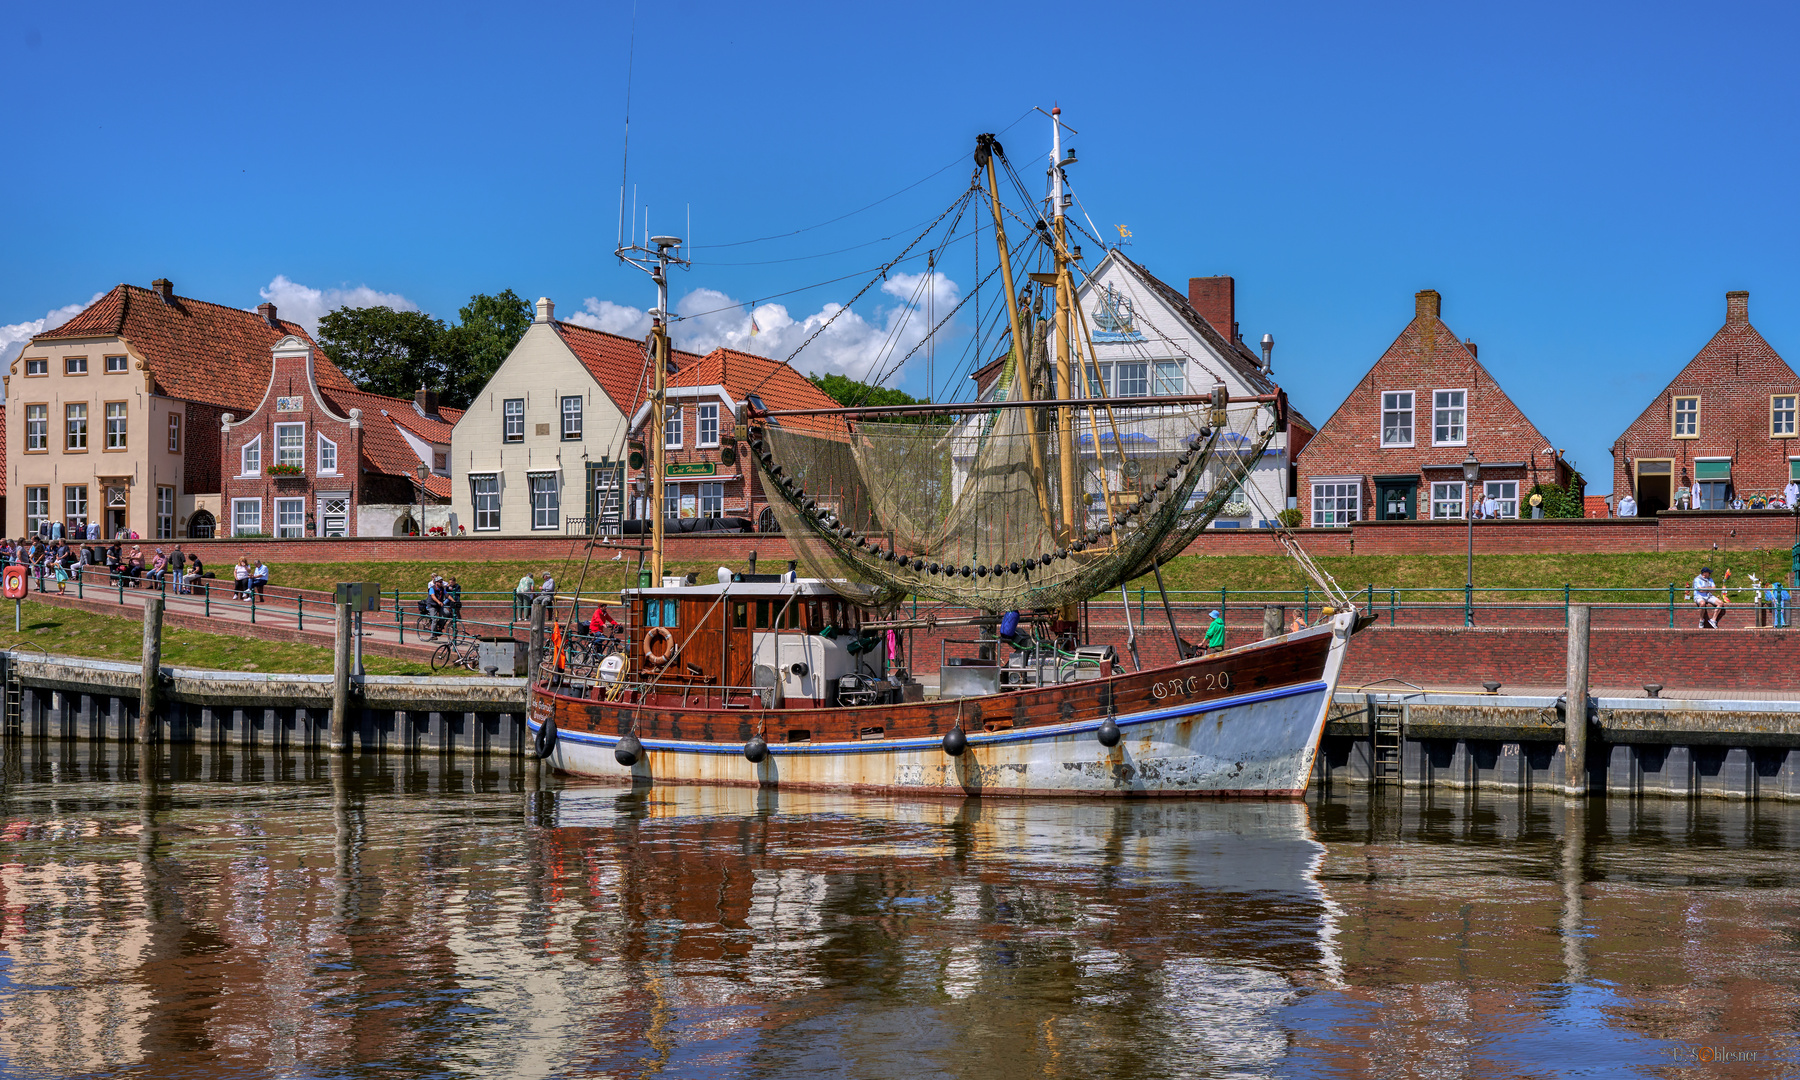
0 739 1797 1078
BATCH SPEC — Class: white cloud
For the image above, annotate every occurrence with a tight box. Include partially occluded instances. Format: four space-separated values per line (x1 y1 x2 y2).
258 275 418 335
566 271 961 382
0 293 104 399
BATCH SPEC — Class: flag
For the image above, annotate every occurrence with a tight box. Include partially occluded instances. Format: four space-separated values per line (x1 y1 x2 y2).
750 314 761 336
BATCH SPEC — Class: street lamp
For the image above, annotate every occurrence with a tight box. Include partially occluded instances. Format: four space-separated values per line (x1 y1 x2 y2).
1463 451 1481 627
415 461 431 537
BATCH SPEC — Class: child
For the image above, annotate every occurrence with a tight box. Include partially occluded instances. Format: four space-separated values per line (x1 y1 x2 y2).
53 563 69 594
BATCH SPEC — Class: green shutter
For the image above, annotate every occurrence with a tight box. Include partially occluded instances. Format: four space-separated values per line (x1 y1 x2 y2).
1790 459 1800 481
1695 460 1732 480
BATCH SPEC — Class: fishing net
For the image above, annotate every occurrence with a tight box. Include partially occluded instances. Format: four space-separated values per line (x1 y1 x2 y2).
749 360 1278 613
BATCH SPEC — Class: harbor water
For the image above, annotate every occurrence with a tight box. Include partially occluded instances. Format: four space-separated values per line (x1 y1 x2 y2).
2 741 1798 1078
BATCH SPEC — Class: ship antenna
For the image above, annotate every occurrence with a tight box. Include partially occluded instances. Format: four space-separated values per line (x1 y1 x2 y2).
616 0 638 248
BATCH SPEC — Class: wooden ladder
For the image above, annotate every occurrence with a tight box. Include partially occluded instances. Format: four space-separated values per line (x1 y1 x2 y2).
1371 698 1404 786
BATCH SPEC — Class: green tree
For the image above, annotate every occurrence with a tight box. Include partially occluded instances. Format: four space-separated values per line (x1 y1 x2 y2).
444 289 532 407
318 290 532 409
807 372 927 408
317 306 450 401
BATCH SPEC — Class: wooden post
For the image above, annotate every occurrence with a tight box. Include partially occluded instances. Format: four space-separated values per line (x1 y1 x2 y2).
139 595 163 745
1263 605 1284 640
1564 604 1590 796
331 601 352 753
528 597 548 677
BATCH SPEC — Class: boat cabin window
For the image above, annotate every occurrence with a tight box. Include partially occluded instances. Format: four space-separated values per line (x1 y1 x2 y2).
808 601 823 634
643 598 679 627
755 600 769 629
732 602 748 629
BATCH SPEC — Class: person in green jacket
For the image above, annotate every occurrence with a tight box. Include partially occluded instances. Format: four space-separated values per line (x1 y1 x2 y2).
1204 609 1226 652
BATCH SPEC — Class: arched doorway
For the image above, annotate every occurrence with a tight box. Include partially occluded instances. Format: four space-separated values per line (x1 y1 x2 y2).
393 512 417 536
757 506 781 533
187 510 216 538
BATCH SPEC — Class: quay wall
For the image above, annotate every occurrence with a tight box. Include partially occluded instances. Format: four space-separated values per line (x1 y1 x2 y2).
151 509 1800 564
2 652 529 754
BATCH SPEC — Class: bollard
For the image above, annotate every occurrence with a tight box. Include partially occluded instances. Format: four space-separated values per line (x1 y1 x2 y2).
528 597 548 677
1564 604 1590 797
1263 605 1284 640
139 594 164 745
331 601 352 752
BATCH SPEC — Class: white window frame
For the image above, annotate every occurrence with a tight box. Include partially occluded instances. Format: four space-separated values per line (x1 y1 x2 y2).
529 473 559 530
105 354 128 373
65 484 88 525
1774 394 1797 438
240 436 261 477
65 356 87 375
167 413 181 453
317 433 339 475
665 405 683 448
1672 395 1699 439
25 487 50 535
156 486 176 539
274 422 305 468
1432 389 1466 446
664 482 682 517
1310 478 1361 526
503 398 525 443
104 401 128 449
699 481 724 518
65 402 87 450
1484 480 1519 519
232 498 263 537
697 403 720 447
1431 480 1466 520
561 395 583 440
470 474 500 531
24 403 47 451
1114 361 1149 398
274 497 306 538
1381 391 1414 448
24 357 47 376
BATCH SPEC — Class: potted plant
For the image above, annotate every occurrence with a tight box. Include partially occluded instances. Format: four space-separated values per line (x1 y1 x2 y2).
266 463 304 477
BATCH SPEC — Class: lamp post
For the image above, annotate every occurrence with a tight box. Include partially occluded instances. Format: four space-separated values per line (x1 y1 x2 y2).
1463 451 1481 627
415 461 430 537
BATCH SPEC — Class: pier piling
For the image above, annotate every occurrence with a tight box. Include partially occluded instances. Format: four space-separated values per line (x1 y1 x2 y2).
332 601 352 752
1565 604 1591 797
528 598 547 675
139 595 163 744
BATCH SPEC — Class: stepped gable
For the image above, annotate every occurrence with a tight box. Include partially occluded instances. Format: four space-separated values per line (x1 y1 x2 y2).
34 282 356 412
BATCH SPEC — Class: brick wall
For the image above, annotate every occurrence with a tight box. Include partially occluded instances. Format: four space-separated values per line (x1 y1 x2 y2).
1296 290 1574 526
1610 291 1800 511
182 402 225 496
220 344 364 537
172 531 800 564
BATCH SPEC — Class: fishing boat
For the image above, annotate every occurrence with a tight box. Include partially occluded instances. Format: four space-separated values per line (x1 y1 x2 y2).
528 114 1362 797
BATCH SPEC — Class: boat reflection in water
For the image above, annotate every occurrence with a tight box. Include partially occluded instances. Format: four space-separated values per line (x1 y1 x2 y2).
3 741 1800 1078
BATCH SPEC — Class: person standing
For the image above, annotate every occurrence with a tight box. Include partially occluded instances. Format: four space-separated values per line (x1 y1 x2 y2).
233 557 250 601
1204 609 1226 653
1693 566 1724 628
1785 479 1800 510
515 572 535 620
1529 491 1544 519
1618 493 1637 517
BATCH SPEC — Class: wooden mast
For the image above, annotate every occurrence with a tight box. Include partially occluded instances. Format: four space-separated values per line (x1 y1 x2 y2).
1049 108 1081 621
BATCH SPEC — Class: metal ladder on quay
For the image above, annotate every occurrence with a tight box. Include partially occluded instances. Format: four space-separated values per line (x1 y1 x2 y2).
3 653 21 737
1370 697 1404 786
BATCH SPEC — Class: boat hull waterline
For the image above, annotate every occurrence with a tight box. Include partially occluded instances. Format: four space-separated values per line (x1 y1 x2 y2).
528 612 1354 798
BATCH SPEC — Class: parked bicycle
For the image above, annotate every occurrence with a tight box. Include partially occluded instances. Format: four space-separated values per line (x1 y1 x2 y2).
430 625 482 673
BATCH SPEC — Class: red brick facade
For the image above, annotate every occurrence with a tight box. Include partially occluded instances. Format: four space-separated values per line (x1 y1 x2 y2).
1297 290 1576 525
220 337 367 538
1609 291 1800 514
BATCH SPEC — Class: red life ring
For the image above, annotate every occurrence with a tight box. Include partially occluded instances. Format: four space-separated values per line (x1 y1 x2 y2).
1 565 26 600
644 626 675 666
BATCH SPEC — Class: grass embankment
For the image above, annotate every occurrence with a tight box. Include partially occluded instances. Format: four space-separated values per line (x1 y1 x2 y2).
1132 549 1800 602
254 548 1800 604
8 601 434 676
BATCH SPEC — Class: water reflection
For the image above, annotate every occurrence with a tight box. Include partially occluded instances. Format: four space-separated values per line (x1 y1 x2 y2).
0 741 1797 1078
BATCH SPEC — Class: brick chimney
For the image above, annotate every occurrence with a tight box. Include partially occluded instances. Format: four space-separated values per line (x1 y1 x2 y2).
415 385 439 416
151 278 174 304
536 296 555 324
257 302 279 327
1726 290 1749 325
1415 289 1441 321
1188 276 1237 340
1465 338 1477 358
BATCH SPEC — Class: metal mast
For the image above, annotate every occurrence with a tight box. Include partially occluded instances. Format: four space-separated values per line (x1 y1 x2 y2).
616 231 688 584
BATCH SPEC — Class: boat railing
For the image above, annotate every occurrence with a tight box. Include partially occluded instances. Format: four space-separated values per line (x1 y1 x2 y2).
539 663 774 710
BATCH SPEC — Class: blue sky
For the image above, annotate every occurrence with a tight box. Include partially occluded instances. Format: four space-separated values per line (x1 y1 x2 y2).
4 1 1798 495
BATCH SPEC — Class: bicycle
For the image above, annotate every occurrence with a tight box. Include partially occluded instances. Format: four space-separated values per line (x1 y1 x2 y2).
430 624 481 672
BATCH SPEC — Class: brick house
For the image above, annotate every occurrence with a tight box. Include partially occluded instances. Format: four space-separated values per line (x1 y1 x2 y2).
624 347 844 531
220 335 460 537
1297 290 1576 524
1608 291 1800 513
5 279 356 539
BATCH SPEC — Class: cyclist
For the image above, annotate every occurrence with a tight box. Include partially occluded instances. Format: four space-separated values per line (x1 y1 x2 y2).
424 574 449 640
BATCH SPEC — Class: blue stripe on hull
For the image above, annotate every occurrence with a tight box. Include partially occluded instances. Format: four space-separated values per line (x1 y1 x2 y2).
533 679 1329 756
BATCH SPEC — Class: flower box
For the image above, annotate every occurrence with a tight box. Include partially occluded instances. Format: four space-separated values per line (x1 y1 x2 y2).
266 464 305 477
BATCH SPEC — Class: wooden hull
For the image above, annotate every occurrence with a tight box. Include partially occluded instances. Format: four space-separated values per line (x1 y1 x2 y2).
529 612 1354 798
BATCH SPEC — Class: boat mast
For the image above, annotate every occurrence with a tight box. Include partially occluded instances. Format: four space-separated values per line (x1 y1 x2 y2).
617 231 688 584
1049 107 1080 622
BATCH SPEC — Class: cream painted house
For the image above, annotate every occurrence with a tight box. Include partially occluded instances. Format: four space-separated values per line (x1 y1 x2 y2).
451 298 693 535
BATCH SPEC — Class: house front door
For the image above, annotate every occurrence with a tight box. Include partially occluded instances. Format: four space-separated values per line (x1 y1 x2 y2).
1373 477 1418 520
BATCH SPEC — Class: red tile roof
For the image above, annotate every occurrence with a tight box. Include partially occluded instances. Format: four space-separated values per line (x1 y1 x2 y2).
32 283 357 413
674 347 847 436
322 386 461 497
553 320 703 414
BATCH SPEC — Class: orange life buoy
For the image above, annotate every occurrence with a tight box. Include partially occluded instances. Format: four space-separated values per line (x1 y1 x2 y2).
644 626 675 666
